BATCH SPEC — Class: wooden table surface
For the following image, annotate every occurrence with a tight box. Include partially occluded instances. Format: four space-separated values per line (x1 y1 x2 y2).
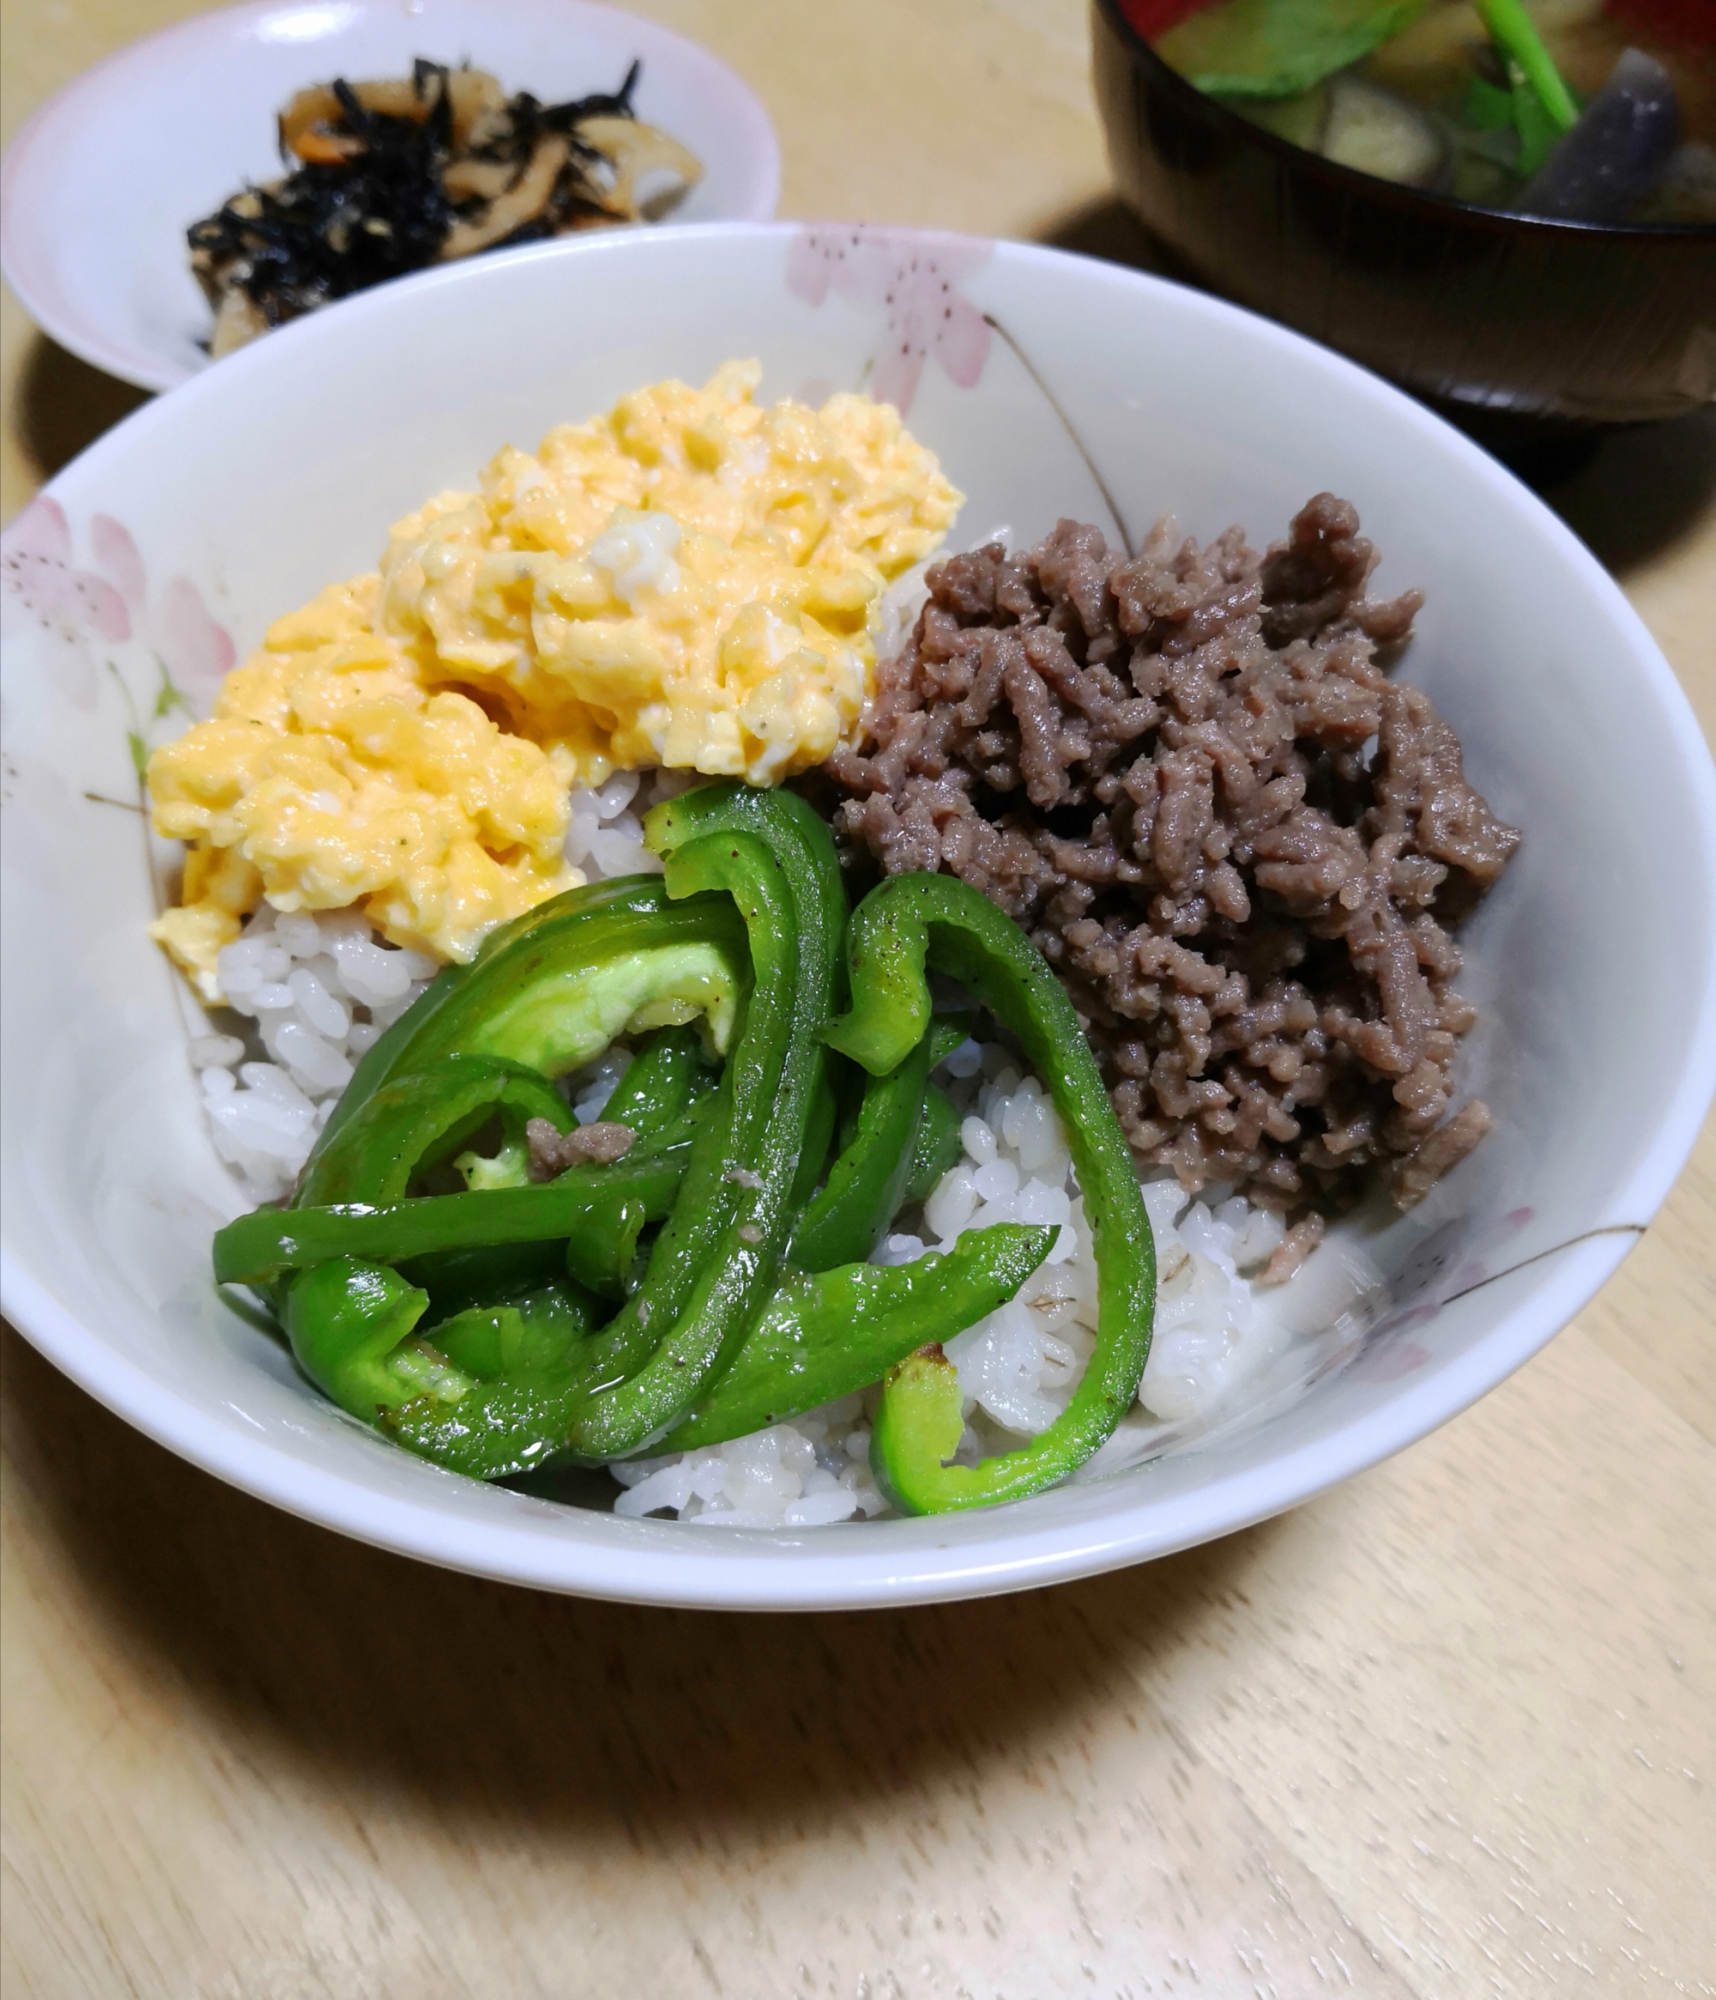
3 4 1712 1994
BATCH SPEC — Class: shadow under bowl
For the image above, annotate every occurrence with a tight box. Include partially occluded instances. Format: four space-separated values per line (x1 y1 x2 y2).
1091 0 1716 429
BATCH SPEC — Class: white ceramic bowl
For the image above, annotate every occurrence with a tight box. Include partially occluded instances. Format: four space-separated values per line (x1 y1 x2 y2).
0 0 779 392
4 224 1713 1609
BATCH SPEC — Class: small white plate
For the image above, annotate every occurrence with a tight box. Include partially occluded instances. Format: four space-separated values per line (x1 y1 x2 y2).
0 0 780 392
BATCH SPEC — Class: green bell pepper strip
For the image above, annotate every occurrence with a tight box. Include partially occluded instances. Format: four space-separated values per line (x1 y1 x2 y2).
213 1112 704 1286
562 794 845 1428
560 1025 722 1293
312 875 664 1158
664 1222 1055 1452
381 782 848 1477
296 1054 572 1208
562 1174 655 1299
789 1028 937 1271
403 1240 575 1327
597 1023 715 1139
430 1282 600 1382
925 1011 977 1067
307 878 747 1165
789 1008 975 1271
297 1033 715 1299
902 1011 975 1205
790 1059 842 1213
314 878 657 1153
902 1082 963 1208
285 1258 595 1418
283 1257 452 1420
898 1012 972 1206
824 872 1155 1515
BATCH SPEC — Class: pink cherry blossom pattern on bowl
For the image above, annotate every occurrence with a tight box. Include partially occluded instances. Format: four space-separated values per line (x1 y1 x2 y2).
786 225 992 415
0 498 235 718
1 497 131 707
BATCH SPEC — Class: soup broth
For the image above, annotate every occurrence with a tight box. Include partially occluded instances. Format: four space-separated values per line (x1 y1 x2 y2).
1131 0 1716 222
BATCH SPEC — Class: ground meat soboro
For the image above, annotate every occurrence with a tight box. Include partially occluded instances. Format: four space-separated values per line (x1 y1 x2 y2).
826 495 1520 1212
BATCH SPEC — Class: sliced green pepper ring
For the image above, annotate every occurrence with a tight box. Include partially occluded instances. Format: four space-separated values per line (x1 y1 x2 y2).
297 1054 572 1209
665 1221 1055 1452
790 1007 977 1271
309 880 748 1166
827 871 1156 1516
598 1023 716 1142
381 782 848 1480
214 1114 706 1288
789 1028 936 1272
284 1256 436 1419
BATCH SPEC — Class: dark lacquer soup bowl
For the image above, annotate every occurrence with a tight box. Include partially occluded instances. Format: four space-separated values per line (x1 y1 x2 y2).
1092 0 1716 427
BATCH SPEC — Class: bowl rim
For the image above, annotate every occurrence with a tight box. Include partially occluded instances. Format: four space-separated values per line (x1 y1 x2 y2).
0 0 783 393
4 220 1715 1609
0 1232 1651 1609
1092 0 1716 242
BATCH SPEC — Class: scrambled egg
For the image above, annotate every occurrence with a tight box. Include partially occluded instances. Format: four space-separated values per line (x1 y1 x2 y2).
148 361 960 997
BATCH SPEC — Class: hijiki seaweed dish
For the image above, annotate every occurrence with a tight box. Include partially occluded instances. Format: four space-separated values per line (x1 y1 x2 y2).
188 59 701 357
148 364 1519 1526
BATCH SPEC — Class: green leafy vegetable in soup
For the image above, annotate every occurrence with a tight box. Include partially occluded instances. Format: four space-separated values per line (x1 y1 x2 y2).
1156 0 1433 98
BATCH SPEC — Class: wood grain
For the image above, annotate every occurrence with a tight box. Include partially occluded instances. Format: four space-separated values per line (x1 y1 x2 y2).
3 3 1713 1994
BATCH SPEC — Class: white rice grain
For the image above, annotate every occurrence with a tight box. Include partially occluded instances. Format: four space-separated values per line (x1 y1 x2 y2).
195 904 437 1201
612 1396 888 1528
564 773 669 879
